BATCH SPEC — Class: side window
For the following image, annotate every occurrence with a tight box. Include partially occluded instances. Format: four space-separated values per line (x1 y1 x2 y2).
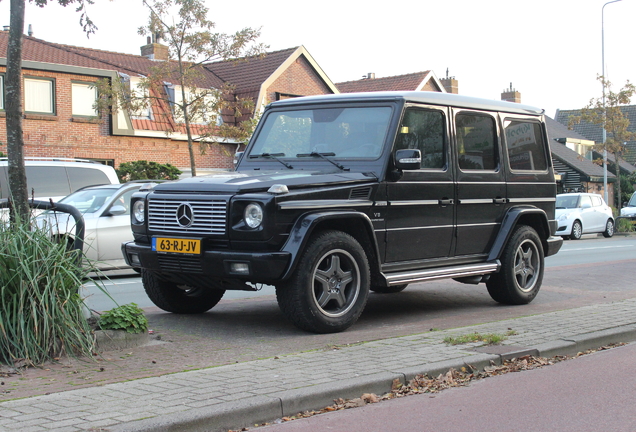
580 195 592 208
504 120 548 171
24 77 55 114
590 195 602 207
456 113 497 170
67 167 112 192
72 82 98 117
394 108 446 169
25 166 71 197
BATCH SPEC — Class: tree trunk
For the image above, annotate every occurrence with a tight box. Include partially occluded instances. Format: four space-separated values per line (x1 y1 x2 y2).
6 0 29 222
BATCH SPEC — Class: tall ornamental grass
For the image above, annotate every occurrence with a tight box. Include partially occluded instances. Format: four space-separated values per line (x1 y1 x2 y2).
0 221 95 366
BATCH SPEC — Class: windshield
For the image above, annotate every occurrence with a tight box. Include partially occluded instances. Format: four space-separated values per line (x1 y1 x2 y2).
248 106 393 160
628 193 636 207
556 195 580 209
57 188 118 214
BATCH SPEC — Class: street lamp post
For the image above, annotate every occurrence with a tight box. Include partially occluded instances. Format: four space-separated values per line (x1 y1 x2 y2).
601 0 622 204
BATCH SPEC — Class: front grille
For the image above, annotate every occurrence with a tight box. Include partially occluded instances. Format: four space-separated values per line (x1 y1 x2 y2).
148 198 227 235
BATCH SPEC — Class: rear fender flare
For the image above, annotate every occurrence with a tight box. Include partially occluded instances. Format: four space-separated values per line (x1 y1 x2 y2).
487 206 550 262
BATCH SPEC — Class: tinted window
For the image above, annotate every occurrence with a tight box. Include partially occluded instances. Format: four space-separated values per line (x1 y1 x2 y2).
456 114 497 170
67 167 112 191
394 108 445 169
504 120 548 171
25 166 71 198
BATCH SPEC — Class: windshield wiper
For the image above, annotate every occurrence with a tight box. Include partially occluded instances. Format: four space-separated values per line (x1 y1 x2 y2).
249 153 293 169
296 152 348 171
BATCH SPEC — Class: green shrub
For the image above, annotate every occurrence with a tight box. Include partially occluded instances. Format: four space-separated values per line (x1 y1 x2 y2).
116 160 182 182
0 221 95 366
98 303 148 334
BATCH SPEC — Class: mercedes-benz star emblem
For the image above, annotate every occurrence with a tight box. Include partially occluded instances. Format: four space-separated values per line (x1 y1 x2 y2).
176 203 194 228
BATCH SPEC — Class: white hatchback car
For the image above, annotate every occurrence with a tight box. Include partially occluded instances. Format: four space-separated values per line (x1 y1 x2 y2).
37 182 162 271
621 192 636 220
555 193 614 240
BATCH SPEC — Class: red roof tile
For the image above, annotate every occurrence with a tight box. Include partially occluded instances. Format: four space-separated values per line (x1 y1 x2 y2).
337 71 433 93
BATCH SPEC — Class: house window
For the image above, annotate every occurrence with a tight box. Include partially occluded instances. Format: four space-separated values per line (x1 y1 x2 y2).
130 78 151 119
0 74 4 110
24 77 55 114
72 82 97 117
172 86 222 125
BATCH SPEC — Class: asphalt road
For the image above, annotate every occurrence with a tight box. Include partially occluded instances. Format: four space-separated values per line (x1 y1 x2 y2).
74 234 636 367
82 234 636 312
255 341 636 432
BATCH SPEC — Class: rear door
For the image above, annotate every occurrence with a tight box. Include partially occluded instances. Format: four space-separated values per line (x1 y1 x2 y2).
385 105 455 263
453 109 506 256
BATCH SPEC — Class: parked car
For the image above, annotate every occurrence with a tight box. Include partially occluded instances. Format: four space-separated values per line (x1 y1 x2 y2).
620 192 636 221
123 91 563 334
555 193 614 240
37 182 162 271
0 157 119 202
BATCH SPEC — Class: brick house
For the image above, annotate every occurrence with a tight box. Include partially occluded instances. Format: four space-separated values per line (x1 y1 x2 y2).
337 70 455 94
0 31 337 172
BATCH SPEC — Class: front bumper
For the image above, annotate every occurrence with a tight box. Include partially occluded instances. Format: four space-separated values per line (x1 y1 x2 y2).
122 241 291 283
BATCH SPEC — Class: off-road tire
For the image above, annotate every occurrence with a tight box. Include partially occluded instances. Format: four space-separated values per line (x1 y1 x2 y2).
570 220 583 240
602 219 614 238
276 230 370 333
486 225 544 305
370 284 408 294
142 269 225 314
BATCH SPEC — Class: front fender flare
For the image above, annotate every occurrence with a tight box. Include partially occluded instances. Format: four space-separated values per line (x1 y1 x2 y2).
279 211 379 280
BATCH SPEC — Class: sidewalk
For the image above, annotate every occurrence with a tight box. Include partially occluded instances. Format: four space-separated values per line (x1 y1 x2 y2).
2 298 636 432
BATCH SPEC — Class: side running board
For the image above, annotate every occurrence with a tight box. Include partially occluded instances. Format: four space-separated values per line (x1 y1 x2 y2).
384 261 500 286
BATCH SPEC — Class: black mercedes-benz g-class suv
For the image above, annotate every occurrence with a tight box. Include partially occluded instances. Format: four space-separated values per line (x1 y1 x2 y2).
122 91 563 333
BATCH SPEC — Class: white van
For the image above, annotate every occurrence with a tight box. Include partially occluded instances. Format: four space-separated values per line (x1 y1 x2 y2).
0 157 119 202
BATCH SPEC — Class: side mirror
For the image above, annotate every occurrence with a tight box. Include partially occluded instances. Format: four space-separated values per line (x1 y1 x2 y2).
395 149 421 171
233 151 244 169
581 202 591 209
106 205 127 216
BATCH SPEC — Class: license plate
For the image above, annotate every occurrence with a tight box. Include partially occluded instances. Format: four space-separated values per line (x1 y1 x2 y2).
152 237 201 254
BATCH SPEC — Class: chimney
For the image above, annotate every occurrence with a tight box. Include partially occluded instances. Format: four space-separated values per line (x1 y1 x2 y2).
501 82 521 103
140 33 169 60
363 73 375 80
28 24 33 37
440 68 458 94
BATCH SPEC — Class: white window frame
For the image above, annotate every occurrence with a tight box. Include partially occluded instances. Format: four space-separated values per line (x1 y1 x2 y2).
171 85 222 125
72 81 98 117
24 77 55 115
129 78 152 120
0 75 4 110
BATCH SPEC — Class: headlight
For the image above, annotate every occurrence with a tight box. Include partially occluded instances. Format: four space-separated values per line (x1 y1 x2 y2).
244 203 263 229
132 200 145 223
558 213 570 221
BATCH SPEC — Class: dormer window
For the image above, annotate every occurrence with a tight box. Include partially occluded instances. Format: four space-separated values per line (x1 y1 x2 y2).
130 78 152 120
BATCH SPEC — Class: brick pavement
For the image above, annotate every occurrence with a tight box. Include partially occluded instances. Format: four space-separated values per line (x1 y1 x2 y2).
1 298 636 432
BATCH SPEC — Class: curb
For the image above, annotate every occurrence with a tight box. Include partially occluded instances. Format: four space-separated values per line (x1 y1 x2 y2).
111 323 636 432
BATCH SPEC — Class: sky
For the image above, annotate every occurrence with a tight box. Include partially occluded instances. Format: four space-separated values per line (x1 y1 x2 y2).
2 0 635 118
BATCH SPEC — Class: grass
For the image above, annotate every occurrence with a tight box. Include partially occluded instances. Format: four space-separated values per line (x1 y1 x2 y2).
443 330 517 346
0 218 102 367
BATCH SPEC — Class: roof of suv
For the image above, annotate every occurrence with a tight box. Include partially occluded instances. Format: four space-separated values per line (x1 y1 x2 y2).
268 91 544 116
